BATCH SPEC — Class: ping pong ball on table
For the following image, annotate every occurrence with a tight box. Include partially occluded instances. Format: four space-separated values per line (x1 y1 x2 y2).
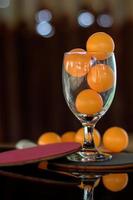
75 127 101 147
87 64 114 93
103 127 129 152
75 89 103 115
86 32 115 60
61 131 76 142
38 132 62 145
64 49 90 77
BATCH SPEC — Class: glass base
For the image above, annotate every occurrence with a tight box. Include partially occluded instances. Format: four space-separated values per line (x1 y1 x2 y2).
67 150 112 162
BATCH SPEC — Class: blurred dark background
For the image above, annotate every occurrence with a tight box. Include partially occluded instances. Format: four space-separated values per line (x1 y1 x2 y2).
0 0 133 143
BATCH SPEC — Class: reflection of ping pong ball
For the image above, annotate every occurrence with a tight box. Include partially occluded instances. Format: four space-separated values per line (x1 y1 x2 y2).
38 132 62 145
86 32 115 60
75 89 103 115
102 173 128 192
38 161 48 170
64 51 90 77
87 64 114 92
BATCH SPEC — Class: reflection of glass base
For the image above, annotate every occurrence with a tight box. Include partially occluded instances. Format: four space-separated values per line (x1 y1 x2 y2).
67 150 112 162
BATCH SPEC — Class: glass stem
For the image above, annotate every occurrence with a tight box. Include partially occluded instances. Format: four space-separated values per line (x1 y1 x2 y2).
83 185 94 200
83 126 96 150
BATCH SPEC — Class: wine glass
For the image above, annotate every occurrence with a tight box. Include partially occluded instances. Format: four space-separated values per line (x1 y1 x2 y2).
62 51 116 162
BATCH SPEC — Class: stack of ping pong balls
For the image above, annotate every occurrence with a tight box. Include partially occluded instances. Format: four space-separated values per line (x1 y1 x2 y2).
64 32 115 116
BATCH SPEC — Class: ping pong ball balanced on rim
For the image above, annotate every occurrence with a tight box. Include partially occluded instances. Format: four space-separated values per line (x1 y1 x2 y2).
86 32 115 60
62 32 116 162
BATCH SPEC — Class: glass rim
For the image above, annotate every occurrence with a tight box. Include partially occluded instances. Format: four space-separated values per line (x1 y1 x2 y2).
64 51 114 55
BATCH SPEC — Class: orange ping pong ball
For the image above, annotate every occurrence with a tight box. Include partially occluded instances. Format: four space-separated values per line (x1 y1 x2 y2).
102 173 128 192
75 127 101 147
103 127 129 152
87 64 114 93
64 49 90 77
38 132 62 145
75 89 103 115
61 131 76 142
86 32 115 60
70 48 86 52
38 161 48 170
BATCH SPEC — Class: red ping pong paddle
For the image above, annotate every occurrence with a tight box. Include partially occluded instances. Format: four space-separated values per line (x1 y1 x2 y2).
0 142 81 167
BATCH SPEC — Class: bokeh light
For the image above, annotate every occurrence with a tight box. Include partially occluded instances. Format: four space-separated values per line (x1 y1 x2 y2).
36 21 55 38
77 11 95 28
35 9 52 23
97 14 113 28
0 0 10 8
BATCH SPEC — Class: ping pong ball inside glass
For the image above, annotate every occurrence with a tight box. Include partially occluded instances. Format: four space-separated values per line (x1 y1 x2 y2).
64 51 90 77
87 64 114 93
62 50 116 162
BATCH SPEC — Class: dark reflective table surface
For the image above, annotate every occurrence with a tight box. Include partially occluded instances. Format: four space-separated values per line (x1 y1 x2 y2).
0 147 133 200
0 161 133 200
